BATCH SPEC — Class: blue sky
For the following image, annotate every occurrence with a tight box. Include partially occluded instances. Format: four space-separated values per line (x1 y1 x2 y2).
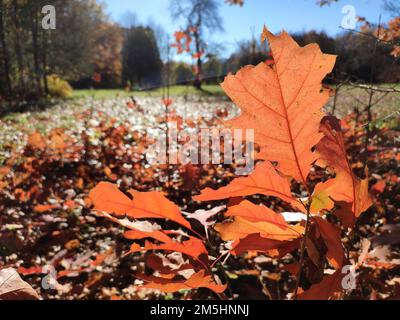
101 0 392 58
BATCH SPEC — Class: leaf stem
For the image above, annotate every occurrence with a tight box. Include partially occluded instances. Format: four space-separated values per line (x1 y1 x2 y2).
292 202 311 300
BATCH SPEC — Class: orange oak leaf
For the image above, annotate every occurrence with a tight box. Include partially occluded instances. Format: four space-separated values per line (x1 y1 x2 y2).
138 270 226 294
27 132 46 149
231 234 301 258
371 180 386 194
297 270 343 300
128 235 208 262
33 204 59 213
221 27 336 183
49 129 69 150
215 200 304 242
314 217 345 269
194 161 303 211
89 182 191 229
162 98 173 107
315 116 372 227
104 166 117 181
17 266 43 276
172 31 192 54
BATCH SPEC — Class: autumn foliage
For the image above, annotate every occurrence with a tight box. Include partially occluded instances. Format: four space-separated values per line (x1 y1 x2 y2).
87 27 375 299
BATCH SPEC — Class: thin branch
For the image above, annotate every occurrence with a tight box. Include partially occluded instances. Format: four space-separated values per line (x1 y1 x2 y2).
293 201 311 300
347 82 400 93
339 26 400 46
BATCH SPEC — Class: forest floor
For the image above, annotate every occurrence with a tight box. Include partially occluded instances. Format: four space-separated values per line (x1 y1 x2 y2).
0 88 399 300
1 86 399 154
73 85 226 99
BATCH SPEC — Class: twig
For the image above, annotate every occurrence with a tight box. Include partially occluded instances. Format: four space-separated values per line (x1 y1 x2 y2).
293 202 311 299
347 82 400 94
339 26 400 46
362 16 382 171
361 110 400 128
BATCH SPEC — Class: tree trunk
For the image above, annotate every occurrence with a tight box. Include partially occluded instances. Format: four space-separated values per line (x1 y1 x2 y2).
193 30 202 90
0 0 13 98
41 26 49 96
29 3 42 97
12 0 25 95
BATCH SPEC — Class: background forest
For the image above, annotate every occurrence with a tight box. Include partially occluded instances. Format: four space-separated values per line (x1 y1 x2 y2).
0 0 399 106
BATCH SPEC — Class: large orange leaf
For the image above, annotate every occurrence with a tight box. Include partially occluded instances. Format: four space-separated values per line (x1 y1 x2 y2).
314 116 372 227
231 234 301 258
314 217 345 270
193 161 303 211
215 200 304 242
138 270 226 294
298 270 343 300
89 182 191 229
221 27 336 183
128 236 208 262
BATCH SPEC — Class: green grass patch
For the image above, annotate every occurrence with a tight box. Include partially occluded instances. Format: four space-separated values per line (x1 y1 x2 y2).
73 85 225 99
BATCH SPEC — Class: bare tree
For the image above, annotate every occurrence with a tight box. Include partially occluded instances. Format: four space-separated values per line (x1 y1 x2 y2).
384 0 400 16
170 0 223 89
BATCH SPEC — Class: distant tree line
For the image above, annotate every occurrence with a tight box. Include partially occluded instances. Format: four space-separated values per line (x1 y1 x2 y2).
0 0 167 102
0 0 110 102
1 0 398 105
121 26 162 90
177 29 400 86
292 30 400 83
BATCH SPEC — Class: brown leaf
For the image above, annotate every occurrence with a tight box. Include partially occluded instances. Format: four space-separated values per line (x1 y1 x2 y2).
297 270 343 300
232 234 301 258
315 116 372 227
0 268 40 300
314 217 345 269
